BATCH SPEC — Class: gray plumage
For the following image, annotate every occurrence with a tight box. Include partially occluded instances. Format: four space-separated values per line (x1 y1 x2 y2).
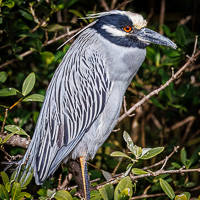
16 10 176 185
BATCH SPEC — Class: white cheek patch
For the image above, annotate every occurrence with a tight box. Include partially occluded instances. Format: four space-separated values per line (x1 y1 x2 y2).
102 24 127 37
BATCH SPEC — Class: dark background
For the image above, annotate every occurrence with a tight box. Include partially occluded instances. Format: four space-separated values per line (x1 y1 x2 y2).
0 0 200 199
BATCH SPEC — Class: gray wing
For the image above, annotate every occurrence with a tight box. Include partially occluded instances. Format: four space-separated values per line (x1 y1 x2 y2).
17 42 112 184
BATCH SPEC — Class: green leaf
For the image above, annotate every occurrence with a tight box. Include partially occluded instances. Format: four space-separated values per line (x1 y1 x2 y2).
159 178 175 200
47 24 65 32
46 189 56 198
114 176 133 200
110 151 133 161
21 171 33 188
185 182 195 188
183 192 191 200
0 71 8 83
171 162 182 169
180 148 187 166
68 9 87 23
133 146 143 159
16 192 31 200
119 188 132 200
0 88 19 97
91 190 103 200
54 190 73 200
99 184 114 200
19 9 33 21
22 94 44 102
175 193 189 200
123 131 135 153
10 171 17 183
5 125 29 136
37 188 47 196
2 132 15 144
124 164 133 176
5 182 11 193
11 182 21 200
0 171 9 186
101 170 112 181
65 0 79 8
2 0 15 8
0 184 9 200
162 24 172 37
150 97 166 110
22 72 36 96
40 51 55 65
140 147 164 160
155 52 161 67
132 168 148 175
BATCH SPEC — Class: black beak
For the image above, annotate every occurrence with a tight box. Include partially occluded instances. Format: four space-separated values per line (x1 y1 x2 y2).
135 28 177 49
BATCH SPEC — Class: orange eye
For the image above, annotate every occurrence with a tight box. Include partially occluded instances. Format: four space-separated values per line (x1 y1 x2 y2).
123 25 132 32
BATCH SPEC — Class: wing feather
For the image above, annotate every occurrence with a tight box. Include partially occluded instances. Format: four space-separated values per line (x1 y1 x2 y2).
17 30 112 185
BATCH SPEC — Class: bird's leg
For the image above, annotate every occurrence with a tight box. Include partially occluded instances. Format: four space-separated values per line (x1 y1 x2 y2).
68 159 84 195
80 156 90 200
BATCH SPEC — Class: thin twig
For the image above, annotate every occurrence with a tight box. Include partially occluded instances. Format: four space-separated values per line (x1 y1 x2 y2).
100 0 109 11
131 192 167 199
165 116 195 133
67 177 100 191
159 0 165 34
132 168 200 181
57 174 62 190
115 0 133 10
192 35 198 56
112 128 120 132
147 6 154 22
111 0 117 9
143 146 179 170
60 173 73 190
149 113 162 130
1 108 8 133
112 157 123 176
123 96 135 117
181 119 195 143
178 15 192 25
0 28 80 69
9 97 24 111
141 117 145 147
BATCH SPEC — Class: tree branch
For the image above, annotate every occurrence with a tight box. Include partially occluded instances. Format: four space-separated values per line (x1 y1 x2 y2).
0 134 30 148
95 168 200 190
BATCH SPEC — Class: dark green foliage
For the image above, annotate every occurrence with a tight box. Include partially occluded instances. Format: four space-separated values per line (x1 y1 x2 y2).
0 0 200 199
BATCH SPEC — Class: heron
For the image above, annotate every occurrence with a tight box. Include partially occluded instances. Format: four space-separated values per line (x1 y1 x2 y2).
16 10 176 199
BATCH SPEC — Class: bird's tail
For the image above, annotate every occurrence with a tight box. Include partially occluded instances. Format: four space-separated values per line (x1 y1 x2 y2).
15 133 39 186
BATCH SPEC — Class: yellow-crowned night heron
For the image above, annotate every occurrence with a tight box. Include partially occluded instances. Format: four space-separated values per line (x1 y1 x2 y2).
16 10 176 199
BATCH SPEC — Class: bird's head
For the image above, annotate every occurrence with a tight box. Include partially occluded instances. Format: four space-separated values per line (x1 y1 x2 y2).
91 10 176 49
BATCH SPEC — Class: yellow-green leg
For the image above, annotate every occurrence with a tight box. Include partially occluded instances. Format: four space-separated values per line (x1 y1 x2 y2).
80 156 90 200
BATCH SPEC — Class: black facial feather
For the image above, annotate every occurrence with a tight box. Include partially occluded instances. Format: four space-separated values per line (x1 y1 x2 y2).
92 14 147 49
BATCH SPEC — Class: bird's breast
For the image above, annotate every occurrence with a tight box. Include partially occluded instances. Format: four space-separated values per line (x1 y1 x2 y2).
105 45 146 85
